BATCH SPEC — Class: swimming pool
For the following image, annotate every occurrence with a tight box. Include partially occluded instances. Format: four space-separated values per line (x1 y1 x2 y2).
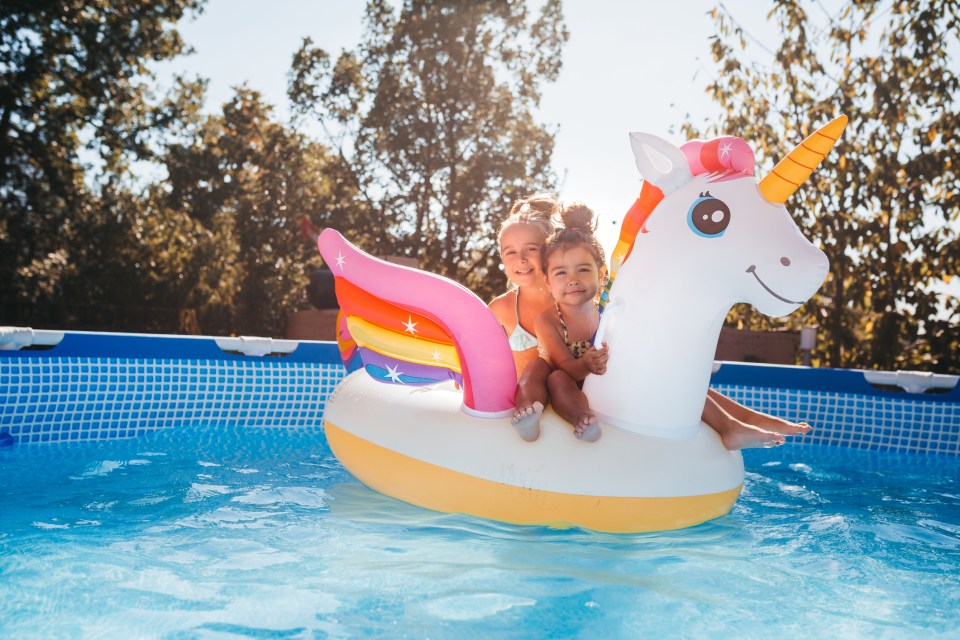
2 424 957 638
1 330 959 637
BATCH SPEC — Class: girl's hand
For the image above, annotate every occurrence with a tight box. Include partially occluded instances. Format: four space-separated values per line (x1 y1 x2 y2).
584 343 608 375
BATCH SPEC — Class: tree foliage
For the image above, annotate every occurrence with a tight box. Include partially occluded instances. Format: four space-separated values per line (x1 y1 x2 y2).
0 1 357 337
150 88 357 335
288 0 568 300
0 0 205 330
693 0 960 373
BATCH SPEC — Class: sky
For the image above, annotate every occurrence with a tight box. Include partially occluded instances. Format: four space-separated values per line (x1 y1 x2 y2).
156 0 783 253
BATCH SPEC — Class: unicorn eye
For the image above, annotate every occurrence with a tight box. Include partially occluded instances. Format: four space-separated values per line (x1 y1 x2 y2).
687 192 730 238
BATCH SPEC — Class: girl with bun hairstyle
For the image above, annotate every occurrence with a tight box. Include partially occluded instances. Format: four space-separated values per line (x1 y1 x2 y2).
511 202 608 442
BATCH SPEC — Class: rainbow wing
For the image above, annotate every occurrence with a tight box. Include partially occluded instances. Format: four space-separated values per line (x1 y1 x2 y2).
335 309 362 374
335 277 463 386
317 229 516 418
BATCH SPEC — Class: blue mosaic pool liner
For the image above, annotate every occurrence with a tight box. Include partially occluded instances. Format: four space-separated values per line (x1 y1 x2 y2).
1 332 958 455
0 332 343 446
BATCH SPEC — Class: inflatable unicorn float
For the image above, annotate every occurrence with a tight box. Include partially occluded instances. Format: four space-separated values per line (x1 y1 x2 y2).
318 115 847 532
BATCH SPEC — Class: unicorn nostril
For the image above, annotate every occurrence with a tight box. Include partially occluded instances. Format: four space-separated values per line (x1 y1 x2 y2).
780 257 791 267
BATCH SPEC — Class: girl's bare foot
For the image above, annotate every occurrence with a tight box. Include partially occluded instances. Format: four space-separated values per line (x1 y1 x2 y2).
706 390 812 437
512 401 543 442
720 421 785 450
752 415 812 436
574 414 602 442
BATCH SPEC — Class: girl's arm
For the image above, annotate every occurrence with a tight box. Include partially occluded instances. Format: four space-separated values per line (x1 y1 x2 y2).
487 291 516 335
534 312 595 381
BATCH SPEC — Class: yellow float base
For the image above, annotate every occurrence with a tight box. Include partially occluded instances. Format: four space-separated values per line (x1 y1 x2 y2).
325 421 743 533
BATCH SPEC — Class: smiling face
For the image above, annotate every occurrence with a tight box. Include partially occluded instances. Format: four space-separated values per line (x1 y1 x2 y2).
544 245 603 306
499 222 549 288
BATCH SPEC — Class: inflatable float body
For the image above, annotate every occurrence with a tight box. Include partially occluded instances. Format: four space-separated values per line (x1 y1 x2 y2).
319 116 847 532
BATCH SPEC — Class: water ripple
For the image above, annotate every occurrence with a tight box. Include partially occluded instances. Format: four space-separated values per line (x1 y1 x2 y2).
2 431 958 639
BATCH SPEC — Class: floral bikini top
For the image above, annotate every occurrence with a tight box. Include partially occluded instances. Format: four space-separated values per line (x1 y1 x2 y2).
556 303 596 359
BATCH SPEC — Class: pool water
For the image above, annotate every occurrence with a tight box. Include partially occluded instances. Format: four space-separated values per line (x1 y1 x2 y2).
1 426 958 639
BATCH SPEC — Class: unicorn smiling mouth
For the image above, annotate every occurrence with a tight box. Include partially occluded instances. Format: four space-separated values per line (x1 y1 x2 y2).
745 265 803 305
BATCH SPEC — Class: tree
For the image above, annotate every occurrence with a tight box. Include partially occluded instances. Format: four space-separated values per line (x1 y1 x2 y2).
0 0 205 330
693 1 960 373
289 0 568 301
151 88 358 336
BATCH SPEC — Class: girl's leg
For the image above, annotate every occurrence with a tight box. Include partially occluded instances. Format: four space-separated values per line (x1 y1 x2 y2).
547 370 601 442
708 388 811 435
702 393 784 450
512 357 551 441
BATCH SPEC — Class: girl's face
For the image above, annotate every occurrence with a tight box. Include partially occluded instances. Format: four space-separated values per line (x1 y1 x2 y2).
545 245 602 306
499 223 547 288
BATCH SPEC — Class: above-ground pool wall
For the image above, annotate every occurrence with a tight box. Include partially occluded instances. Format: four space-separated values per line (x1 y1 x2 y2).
712 362 960 456
1 331 958 455
0 331 344 445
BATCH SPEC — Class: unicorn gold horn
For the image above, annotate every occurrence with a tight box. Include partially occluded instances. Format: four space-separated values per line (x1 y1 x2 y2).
759 115 848 204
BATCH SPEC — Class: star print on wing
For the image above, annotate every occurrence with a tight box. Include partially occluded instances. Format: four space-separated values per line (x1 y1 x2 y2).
431 349 442 362
335 252 347 271
403 316 419 335
385 363 405 383
719 141 733 159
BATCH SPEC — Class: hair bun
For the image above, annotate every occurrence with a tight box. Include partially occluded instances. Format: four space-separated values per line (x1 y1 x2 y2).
510 193 559 219
559 201 595 234
499 193 558 250
541 200 606 274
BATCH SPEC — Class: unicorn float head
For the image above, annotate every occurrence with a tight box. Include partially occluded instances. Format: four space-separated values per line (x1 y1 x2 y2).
586 116 847 438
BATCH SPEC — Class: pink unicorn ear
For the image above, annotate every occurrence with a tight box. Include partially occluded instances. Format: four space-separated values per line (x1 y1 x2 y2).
629 132 694 195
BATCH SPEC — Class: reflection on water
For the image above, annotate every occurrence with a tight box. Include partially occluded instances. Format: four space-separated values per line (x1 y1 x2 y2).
0 427 958 639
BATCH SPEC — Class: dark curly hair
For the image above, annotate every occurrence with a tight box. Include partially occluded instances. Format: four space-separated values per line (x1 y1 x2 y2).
541 201 606 274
